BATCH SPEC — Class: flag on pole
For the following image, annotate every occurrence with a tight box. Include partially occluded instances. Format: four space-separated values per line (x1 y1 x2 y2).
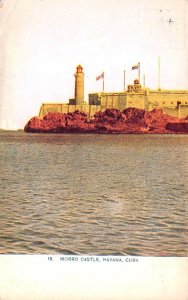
96 72 104 80
132 62 140 82
132 65 138 70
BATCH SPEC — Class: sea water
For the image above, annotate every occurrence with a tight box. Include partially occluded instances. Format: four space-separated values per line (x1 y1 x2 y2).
0 131 188 255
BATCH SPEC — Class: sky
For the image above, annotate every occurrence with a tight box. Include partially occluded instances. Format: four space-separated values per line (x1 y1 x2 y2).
0 0 188 129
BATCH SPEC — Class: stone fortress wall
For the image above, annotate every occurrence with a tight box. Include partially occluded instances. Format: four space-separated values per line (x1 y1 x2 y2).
39 103 102 119
38 66 188 119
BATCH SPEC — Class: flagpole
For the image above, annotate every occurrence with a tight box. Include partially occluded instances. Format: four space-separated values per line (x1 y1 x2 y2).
103 73 104 92
138 62 140 83
158 56 160 90
124 70 126 91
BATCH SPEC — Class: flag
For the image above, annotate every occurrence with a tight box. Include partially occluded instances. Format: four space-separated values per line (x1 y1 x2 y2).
132 65 138 70
96 72 104 80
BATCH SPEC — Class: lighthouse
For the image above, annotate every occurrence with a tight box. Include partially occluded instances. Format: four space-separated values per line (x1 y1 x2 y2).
74 65 84 105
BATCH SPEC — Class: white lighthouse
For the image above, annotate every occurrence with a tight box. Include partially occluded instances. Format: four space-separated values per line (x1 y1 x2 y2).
74 65 84 105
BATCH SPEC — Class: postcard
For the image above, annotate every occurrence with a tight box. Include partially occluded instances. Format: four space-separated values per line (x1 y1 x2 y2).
0 0 188 299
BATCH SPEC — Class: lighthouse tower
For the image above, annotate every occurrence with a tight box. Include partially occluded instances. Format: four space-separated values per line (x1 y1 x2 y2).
74 65 84 105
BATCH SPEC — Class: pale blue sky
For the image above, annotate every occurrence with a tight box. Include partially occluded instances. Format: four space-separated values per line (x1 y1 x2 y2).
0 0 188 129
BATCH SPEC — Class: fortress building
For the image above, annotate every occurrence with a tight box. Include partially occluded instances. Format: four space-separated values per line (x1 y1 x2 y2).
39 65 188 119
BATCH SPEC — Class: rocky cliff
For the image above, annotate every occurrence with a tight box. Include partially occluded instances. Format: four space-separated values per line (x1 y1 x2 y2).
24 108 188 134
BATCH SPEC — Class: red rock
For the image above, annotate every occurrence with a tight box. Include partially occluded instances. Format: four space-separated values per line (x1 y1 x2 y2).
122 107 146 122
24 117 47 133
165 122 188 133
24 108 188 134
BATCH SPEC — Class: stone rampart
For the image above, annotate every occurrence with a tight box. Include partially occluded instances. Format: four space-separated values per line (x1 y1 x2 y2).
39 103 103 119
179 105 188 118
39 89 188 119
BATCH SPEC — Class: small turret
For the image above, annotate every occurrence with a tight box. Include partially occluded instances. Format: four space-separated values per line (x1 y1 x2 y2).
134 79 140 85
127 79 142 93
